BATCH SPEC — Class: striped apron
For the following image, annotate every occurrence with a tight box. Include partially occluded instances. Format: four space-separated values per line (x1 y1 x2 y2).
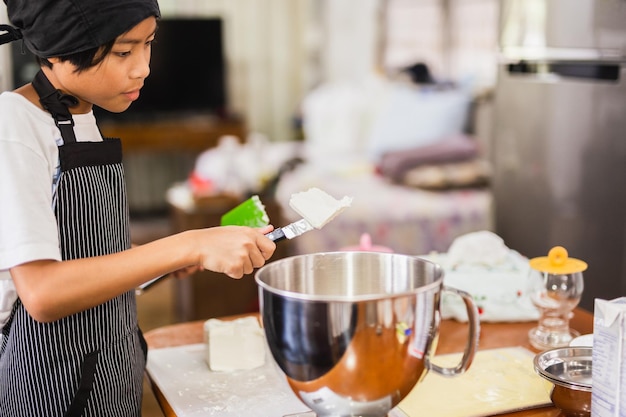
0 71 147 417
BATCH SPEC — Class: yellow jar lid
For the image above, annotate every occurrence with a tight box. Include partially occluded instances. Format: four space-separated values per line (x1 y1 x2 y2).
529 246 588 274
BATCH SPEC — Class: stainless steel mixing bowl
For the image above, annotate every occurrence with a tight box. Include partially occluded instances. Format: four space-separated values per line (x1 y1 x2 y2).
255 251 480 417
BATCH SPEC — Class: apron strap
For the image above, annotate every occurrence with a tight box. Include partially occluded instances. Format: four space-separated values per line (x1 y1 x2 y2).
31 70 79 144
63 350 100 417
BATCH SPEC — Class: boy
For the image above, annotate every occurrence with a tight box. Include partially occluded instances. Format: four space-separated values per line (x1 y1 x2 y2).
0 1 276 415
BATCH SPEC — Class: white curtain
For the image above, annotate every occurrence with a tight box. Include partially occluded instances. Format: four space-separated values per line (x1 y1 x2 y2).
384 0 498 92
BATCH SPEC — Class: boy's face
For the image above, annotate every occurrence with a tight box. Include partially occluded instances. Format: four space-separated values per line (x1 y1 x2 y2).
47 16 158 114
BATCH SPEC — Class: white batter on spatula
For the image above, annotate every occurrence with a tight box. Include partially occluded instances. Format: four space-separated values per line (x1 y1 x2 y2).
289 187 352 229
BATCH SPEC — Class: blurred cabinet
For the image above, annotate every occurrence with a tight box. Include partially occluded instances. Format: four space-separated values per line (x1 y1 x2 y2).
100 118 246 152
169 194 293 322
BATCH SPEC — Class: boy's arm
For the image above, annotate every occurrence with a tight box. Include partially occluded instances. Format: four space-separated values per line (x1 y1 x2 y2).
10 225 275 322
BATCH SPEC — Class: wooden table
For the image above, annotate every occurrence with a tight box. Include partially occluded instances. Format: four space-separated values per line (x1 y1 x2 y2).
144 308 594 417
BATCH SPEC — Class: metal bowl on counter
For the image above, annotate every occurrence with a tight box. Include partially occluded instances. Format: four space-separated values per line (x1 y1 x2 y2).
255 251 480 417
534 347 593 417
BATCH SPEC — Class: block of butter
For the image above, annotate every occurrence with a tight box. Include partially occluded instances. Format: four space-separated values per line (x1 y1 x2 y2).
204 317 266 372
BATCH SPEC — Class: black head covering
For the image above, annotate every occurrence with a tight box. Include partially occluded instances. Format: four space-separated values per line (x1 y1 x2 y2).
1 0 160 57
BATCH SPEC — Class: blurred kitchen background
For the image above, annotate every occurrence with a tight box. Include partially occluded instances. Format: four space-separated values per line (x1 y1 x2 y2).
2 0 626 414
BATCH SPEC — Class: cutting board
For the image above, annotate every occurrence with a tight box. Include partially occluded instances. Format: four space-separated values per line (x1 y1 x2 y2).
146 343 310 417
396 347 553 417
147 344 551 417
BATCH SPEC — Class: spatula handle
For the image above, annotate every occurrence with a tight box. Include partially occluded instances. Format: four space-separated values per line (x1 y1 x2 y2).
265 228 286 242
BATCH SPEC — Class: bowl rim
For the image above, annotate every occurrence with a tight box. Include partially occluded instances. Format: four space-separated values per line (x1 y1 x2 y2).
533 347 592 391
255 251 443 302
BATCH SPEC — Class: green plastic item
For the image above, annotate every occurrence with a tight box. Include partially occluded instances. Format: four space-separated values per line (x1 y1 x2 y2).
220 195 270 227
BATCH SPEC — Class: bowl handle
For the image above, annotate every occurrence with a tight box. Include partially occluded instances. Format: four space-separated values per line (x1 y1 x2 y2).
426 286 481 377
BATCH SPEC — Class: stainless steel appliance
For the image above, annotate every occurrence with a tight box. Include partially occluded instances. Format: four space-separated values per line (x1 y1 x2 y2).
492 0 626 310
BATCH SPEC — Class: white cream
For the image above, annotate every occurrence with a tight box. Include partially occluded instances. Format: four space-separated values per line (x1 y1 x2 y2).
289 187 352 229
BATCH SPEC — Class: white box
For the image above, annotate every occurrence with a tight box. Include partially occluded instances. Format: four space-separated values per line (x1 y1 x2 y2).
592 297 626 417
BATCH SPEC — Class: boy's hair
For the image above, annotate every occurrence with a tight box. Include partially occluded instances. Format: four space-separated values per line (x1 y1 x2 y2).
37 39 116 72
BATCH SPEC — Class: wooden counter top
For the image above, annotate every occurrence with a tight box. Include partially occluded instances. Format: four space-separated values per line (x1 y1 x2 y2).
144 309 594 417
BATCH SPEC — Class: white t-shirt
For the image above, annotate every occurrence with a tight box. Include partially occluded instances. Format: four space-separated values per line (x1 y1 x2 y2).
0 91 103 327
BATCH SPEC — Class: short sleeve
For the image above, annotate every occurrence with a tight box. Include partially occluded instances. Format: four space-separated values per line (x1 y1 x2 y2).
0 95 61 270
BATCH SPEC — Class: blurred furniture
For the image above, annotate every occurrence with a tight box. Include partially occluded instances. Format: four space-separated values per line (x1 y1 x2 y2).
283 78 493 256
168 194 293 322
100 118 245 214
144 308 594 417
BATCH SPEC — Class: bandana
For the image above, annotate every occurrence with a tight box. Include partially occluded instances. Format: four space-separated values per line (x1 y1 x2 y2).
1 0 160 57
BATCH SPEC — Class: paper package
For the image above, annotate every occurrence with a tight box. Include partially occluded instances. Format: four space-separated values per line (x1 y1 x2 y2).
592 297 626 417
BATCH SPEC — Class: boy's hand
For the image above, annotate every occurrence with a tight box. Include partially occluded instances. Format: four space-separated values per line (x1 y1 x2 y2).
194 225 276 279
